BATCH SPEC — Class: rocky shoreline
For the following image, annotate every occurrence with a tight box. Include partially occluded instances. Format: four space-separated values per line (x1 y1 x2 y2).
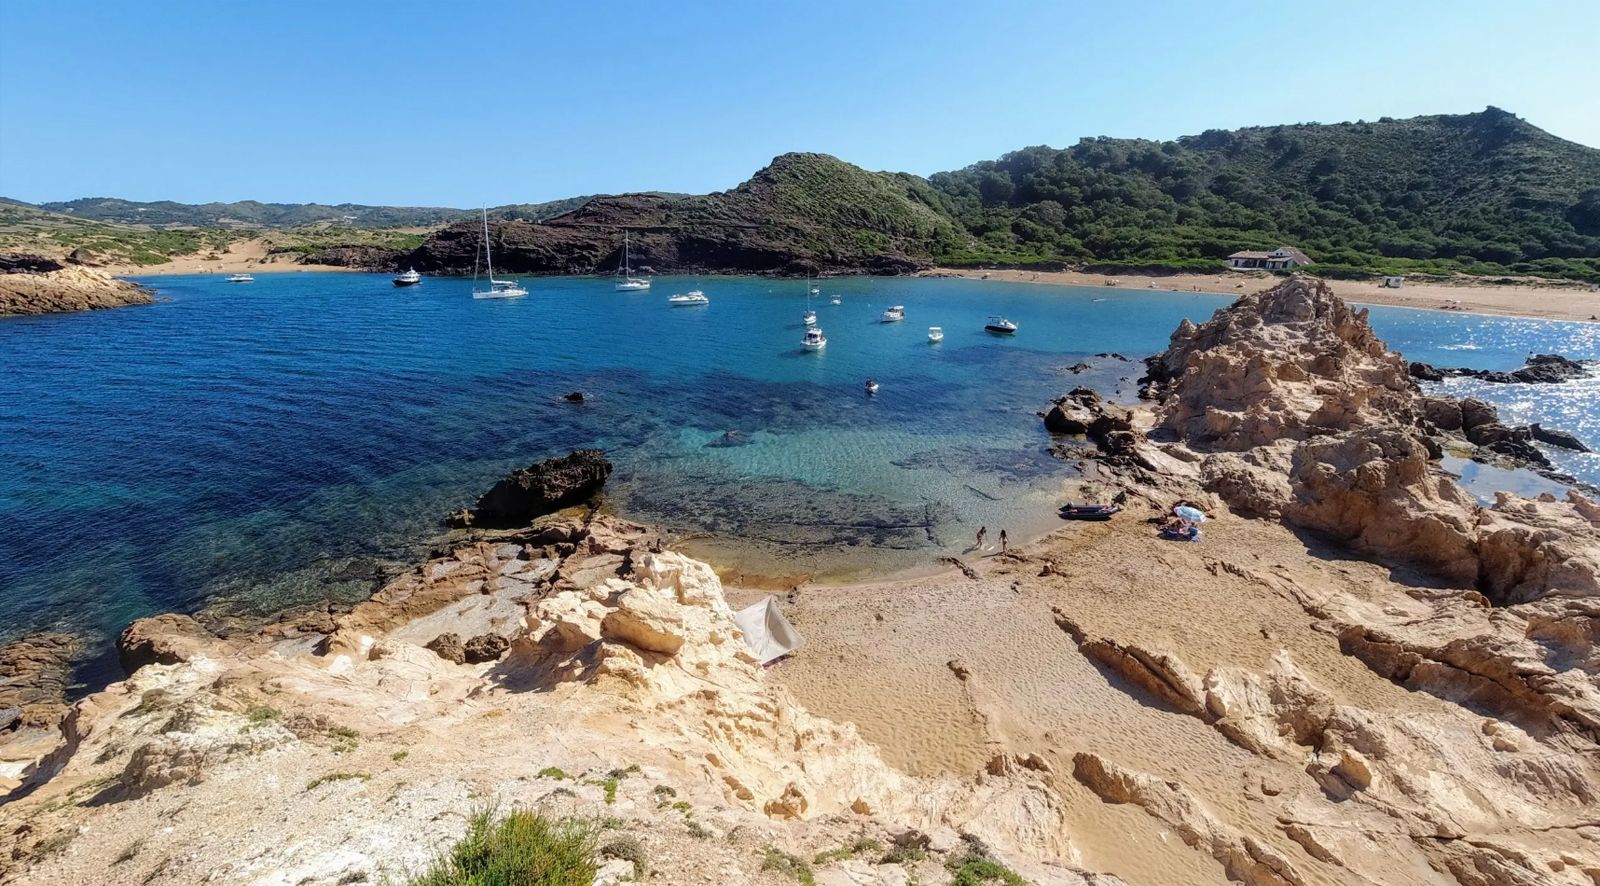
3 277 1597 885
0 254 156 316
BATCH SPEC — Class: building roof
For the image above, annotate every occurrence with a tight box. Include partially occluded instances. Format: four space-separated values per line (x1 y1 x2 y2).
1228 246 1313 263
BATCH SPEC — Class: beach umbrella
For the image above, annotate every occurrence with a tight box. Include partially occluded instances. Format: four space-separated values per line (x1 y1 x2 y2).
1173 506 1207 523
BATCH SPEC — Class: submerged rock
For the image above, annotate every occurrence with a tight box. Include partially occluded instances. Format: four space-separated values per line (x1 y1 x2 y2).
448 449 613 528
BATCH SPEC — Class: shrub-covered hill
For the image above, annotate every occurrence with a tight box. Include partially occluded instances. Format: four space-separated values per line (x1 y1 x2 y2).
403 153 964 275
927 107 1600 281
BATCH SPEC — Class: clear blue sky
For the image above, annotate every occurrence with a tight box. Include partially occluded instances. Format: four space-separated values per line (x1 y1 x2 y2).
2 0 1596 206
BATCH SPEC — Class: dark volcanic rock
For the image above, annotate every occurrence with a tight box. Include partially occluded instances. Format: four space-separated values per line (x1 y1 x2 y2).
463 632 511 663
563 391 586 402
1530 423 1591 452
300 244 406 270
450 449 613 528
1409 354 1594 385
1408 361 1445 382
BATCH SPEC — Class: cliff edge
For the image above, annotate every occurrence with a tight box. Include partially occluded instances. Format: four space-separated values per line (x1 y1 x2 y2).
0 255 155 316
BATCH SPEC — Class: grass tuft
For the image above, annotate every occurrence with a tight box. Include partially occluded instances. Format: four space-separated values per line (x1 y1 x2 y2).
761 846 815 886
536 766 569 781
599 834 646 879
946 854 1026 886
305 771 370 792
814 836 884 865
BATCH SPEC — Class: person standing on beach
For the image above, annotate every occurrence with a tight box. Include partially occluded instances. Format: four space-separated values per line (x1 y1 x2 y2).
976 526 988 549
999 529 1009 553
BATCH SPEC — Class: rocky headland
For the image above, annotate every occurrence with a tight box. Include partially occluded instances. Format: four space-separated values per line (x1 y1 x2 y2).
309 153 962 278
0 254 155 316
4 277 1598 885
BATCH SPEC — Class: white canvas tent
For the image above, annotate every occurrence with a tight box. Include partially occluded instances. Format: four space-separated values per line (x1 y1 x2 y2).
734 595 803 665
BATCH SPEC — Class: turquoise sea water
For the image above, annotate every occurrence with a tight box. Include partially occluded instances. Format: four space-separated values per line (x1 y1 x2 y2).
2 273 1597 687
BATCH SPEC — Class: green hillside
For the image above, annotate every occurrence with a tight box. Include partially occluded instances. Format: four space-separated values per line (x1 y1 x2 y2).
927 108 1600 281
30 196 621 229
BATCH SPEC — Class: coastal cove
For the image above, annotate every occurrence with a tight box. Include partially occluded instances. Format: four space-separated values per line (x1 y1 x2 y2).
2 272 1597 690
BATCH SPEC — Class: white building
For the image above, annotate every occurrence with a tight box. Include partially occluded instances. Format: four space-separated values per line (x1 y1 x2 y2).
1226 246 1313 270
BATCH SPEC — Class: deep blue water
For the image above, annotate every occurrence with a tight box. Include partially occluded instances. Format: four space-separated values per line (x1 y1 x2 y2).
2 273 1597 688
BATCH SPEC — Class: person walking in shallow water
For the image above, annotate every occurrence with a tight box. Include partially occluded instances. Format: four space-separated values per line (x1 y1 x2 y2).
975 526 987 550
999 529 1009 554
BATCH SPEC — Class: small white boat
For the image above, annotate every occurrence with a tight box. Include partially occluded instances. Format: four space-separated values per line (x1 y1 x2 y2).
802 326 827 351
880 305 905 323
613 232 650 291
392 268 421 287
668 290 709 306
810 285 820 295
802 309 817 326
864 379 880 394
928 326 944 343
984 315 1018 335
471 208 528 299
830 294 841 305
226 273 254 283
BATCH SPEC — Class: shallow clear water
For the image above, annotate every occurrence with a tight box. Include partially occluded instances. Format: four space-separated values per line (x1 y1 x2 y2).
2 273 1596 686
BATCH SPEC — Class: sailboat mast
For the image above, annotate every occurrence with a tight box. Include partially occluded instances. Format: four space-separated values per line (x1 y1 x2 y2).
482 208 494 280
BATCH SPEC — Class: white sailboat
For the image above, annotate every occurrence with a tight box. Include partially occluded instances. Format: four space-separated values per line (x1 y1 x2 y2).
472 208 527 299
801 278 816 326
614 232 650 291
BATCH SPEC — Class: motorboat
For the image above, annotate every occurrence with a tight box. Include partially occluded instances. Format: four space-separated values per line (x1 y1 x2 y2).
802 326 827 351
830 294 841 305
810 285 820 295
864 379 880 394
928 326 944 343
802 309 817 326
613 232 650 291
984 315 1018 334
226 273 254 283
880 305 905 322
471 208 528 299
392 268 422 287
1059 504 1121 521
668 290 709 306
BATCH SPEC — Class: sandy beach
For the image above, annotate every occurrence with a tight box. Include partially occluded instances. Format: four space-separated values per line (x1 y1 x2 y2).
928 266 1600 323
101 237 358 277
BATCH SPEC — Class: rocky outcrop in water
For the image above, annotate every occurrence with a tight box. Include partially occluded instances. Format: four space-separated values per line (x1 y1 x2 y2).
1125 278 1600 602
117 613 220 675
1410 354 1595 385
0 254 155 316
447 449 613 528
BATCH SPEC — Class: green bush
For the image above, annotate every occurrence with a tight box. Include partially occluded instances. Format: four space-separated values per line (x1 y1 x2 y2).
407 809 597 886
